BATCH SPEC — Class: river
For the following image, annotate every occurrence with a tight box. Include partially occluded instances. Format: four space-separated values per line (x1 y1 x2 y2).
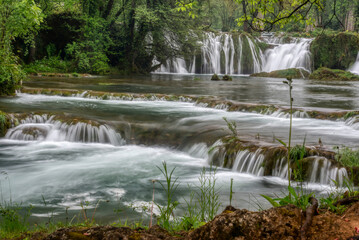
0 74 358 224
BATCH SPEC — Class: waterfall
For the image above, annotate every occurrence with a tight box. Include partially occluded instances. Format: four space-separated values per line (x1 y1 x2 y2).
345 115 359 130
262 38 313 73
232 149 265 176
208 141 348 186
349 52 359 75
155 32 263 75
154 32 313 75
5 114 125 145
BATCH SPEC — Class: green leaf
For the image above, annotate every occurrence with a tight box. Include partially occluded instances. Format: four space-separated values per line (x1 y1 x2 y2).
260 194 280 207
276 138 287 147
287 186 298 200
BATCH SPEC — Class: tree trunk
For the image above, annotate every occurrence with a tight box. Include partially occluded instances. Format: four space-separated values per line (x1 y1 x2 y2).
128 0 137 72
345 9 355 31
242 0 250 32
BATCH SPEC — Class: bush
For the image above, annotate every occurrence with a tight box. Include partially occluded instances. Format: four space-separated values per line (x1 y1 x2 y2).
65 17 111 75
23 56 73 74
0 56 24 96
334 146 359 168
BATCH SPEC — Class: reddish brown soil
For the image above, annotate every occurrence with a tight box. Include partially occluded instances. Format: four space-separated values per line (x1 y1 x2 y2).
20 203 359 240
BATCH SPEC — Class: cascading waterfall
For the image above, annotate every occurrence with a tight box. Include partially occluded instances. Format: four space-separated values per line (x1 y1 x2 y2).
206 140 347 186
349 52 359 75
263 109 309 118
154 32 313 75
5 114 125 145
232 149 265 176
155 32 263 74
262 38 313 73
345 115 359 130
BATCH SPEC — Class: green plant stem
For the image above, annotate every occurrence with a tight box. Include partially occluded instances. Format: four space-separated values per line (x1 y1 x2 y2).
288 82 293 189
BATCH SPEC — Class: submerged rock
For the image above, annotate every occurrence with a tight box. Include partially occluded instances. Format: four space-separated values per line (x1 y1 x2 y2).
250 68 310 79
210 74 220 81
222 75 233 81
309 67 359 81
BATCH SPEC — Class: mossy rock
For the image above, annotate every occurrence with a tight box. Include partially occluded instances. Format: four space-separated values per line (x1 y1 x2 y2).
211 74 220 81
0 111 11 137
222 75 233 81
250 68 310 79
309 67 359 81
311 32 359 70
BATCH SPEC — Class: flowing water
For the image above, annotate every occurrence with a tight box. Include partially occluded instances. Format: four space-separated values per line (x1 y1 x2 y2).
155 32 312 74
1 73 359 224
349 52 359 75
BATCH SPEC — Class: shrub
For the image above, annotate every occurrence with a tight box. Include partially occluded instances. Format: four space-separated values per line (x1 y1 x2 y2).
0 55 24 96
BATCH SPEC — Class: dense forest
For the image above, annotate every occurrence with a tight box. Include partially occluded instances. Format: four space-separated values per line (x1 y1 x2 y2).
0 0 359 94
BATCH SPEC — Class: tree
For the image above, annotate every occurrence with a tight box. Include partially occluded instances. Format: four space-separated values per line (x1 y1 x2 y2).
235 0 323 31
0 0 42 95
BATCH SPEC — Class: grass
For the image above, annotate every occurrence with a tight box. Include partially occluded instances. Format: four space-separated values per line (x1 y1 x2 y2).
334 146 359 168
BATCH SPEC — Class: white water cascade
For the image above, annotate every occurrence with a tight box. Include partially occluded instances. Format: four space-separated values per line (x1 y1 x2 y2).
5 114 125 145
273 156 347 185
154 32 313 75
207 140 348 186
155 32 264 74
349 52 359 75
262 38 313 73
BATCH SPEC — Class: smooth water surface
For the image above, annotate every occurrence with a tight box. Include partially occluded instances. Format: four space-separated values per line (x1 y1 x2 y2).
24 74 359 110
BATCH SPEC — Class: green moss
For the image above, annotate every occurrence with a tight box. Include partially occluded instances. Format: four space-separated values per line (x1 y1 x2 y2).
222 75 233 81
251 68 310 79
0 111 11 137
311 32 359 70
344 111 359 120
211 74 220 81
309 67 359 81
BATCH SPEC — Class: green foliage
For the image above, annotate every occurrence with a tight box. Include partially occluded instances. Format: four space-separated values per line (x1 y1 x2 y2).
344 111 358 120
0 173 32 238
290 143 307 182
223 117 239 141
261 186 314 211
311 32 359 70
236 0 322 31
251 68 310 79
0 0 42 95
0 203 32 238
319 194 346 214
176 166 220 231
176 191 205 231
309 67 359 81
196 166 221 222
319 177 358 215
23 56 73 74
0 111 11 136
156 162 179 231
66 17 111 75
334 146 359 168
0 55 25 96
229 178 234 206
